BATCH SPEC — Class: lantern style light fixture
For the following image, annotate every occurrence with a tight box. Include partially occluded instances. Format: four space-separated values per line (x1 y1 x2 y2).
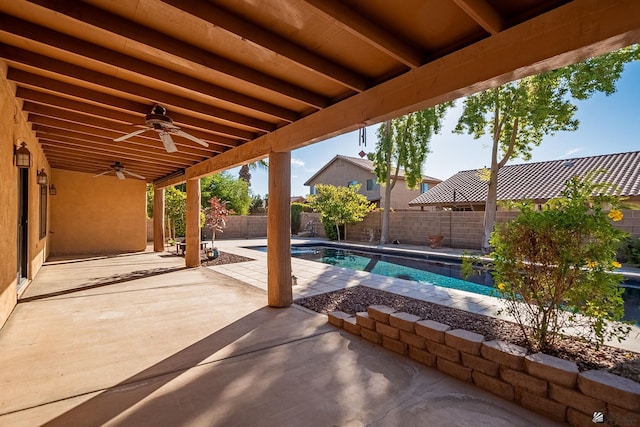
37 168 48 185
14 141 32 168
49 184 57 195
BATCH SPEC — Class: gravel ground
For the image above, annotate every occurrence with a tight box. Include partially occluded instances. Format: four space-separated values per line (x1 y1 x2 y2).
199 251 254 266
194 252 639 382
295 286 640 383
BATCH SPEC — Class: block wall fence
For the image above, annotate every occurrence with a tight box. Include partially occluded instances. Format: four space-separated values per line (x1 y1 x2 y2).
148 209 640 249
328 306 640 427
301 210 640 249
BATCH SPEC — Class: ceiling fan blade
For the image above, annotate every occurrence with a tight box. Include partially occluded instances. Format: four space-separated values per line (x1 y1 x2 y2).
124 169 146 180
93 170 110 177
114 128 148 142
115 170 126 180
159 131 178 153
173 129 209 147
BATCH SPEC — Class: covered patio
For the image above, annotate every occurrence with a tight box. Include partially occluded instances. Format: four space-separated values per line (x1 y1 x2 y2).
1 1 639 424
0 248 561 426
2 1 639 328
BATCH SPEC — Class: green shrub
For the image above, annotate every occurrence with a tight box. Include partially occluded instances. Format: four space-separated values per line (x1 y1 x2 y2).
618 237 640 265
322 218 339 240
291 202 312 234
480 174 631 352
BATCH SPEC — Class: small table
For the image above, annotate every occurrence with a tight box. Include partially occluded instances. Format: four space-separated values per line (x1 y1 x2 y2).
176 241 210 255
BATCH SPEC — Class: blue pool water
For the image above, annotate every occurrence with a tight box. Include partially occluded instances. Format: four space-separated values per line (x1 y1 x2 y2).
251 244 640 323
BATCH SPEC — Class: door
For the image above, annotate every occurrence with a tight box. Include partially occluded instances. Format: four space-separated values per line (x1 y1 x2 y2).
17 168 28 290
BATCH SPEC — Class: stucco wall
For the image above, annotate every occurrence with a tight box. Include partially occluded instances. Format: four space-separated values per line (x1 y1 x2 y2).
0 63 51 328
306 158 434 210
49 169 147 255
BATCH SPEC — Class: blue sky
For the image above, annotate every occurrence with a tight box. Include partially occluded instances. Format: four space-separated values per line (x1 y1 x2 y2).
232 60 640 198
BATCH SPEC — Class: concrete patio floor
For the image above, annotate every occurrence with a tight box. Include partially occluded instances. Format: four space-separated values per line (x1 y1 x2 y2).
0 247 564 426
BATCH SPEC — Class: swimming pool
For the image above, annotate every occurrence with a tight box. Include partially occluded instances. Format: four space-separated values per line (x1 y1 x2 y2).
250 244 640 323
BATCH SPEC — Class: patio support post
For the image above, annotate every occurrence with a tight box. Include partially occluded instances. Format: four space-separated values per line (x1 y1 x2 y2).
153 186 165 252
267 151 292 307
185 178 201 267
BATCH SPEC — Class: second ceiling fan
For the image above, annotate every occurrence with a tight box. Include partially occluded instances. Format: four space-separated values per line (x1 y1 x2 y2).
114 104 209 153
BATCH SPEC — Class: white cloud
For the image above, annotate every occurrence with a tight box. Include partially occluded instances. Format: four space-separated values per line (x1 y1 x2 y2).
564 148 583 157
291 158 305 167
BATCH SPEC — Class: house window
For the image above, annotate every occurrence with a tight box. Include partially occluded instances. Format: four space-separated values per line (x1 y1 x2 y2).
39 184 47 239
347 180 358 187
420 182 429 193
366 179 379 191
309 185 316 195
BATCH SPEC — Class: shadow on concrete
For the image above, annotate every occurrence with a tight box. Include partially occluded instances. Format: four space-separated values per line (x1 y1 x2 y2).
19 266 188 303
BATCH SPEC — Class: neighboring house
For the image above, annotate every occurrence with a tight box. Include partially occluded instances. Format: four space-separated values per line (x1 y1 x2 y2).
409 151 640 210
305 155 441 210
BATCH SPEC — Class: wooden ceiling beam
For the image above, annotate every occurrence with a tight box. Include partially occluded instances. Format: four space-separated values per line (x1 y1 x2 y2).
40 144 176 176
0 45 277 132
37 135 190 168
182 0 640 184
44 154 161 179
302 0 424 68
31 124 215 161
23 103 241 151
11 71 256 141
18 88 245 148
451 0 505 35
25 0 331 109
160 0 367 92
0 13 300 122
27 114 220 158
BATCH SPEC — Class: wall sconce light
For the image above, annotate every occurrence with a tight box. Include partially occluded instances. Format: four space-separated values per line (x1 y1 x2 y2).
37 168 48 185
14 141 32 168
49 184 57 195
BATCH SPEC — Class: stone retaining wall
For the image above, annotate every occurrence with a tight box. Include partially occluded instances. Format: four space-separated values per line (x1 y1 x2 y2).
328 305 640 427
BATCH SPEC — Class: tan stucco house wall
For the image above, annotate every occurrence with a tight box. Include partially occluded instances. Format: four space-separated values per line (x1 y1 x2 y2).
0 64 50 327
0 61 150 329
50 169 147 255
305 156 439 211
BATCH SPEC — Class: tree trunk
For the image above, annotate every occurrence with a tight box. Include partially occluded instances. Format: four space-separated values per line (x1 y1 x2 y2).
380 182 392 244
482 115 501 253
380 121 393 245
335 222 340 241
482 172 498 253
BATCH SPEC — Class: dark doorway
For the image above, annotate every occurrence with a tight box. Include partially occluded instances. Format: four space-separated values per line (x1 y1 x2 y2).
17 168 28 291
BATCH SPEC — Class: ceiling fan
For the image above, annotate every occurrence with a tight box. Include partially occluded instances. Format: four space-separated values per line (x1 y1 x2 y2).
94 162 145 180
114 104 209 153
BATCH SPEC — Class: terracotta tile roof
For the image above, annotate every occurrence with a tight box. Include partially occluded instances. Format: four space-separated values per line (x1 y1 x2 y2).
409 151 640 206
304 155 441 186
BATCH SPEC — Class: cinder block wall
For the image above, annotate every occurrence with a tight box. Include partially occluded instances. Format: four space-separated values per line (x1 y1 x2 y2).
215 215 267 239
328 306 640 426
153 209 640 249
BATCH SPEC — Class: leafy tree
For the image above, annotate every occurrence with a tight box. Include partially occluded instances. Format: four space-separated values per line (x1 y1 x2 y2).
238 159 268 186
487 174 631 352
201 172 251 215
372 105 451 244
291 202 312 234
146 184 154 218
250 194 266 214
165 186 187 238
454 45 640 253
309 183 374 241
